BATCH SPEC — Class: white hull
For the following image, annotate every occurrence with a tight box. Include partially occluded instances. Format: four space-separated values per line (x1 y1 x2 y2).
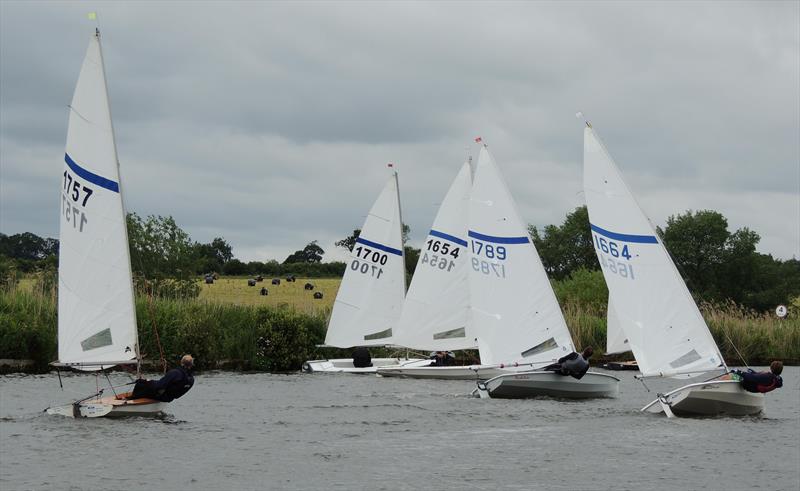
474 371 620 399
376 364 514 380
642 380 764 417
46 393 168 418
302 358 427 374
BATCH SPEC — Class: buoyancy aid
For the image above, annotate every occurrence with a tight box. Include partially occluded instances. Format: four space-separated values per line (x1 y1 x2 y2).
755 375 782 393
161 368 195 401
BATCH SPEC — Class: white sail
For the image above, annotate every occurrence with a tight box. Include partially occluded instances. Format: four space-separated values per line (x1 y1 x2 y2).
606 295 630 355
58 32 138 367
582 125 724 378
325 172 406 347
393 161 474 351
468 146 575 366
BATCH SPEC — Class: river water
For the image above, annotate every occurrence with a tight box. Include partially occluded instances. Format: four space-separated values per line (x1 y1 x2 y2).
1 367 798 490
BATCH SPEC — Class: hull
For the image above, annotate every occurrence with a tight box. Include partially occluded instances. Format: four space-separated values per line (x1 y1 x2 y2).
302 358 426 374
376 364 513 380
601 361 639 371
642 380 764 417
101 394 168 417
46 392 167 418
476 371 620 399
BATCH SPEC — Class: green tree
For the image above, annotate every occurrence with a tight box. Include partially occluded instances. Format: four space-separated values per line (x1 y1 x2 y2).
223 258 249 275
126 213 200 298
404 245 420 285
284 241 325 264
196 237 233 273
0 232 58 261
659 210 732 298
335 229 361 252
529 206 597 280
659 209 799 311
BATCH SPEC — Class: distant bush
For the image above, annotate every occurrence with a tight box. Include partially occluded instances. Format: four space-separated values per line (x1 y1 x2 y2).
0 286 57 369
553 268 608 312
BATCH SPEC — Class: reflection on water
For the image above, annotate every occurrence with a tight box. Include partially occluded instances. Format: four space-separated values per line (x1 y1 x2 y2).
1 368 798 490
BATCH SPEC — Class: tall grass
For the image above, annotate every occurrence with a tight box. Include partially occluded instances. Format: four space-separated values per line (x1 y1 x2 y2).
0 278 329 372
1 273 797 373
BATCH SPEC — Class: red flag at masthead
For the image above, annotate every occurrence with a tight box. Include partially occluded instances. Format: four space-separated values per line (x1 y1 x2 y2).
474 137 482 143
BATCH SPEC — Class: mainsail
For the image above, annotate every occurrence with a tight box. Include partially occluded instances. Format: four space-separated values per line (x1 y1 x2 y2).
325 172 406 347
57 31 138 368
582 124 724 378
468 146 575 366
393 161 474 351
605 295 630 355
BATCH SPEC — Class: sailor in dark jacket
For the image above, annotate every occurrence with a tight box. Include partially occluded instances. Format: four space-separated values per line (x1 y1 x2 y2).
731 361 783 393
130 354 195 402
543 347 594 380
352 347 372 368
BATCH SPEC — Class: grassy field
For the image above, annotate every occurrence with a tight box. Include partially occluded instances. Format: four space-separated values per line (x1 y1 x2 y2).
198 277 339 314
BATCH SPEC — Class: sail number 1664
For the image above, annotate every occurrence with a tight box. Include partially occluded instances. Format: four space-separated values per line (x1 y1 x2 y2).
593 234 632 260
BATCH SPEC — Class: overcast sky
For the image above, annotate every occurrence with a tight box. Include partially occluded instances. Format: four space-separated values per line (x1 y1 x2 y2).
1 1 798 262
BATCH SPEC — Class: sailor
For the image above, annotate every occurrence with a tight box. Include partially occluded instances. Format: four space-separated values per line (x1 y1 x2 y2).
130 354 195 402
543 347 593 379
352 347 372 368
731 361 783 393
430 351 456 367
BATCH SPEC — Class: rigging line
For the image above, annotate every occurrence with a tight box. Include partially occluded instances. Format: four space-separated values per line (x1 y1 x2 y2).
103 368 118 398
722 326 751 370
73 389 104 406
130 240 167 375
146 290 167 374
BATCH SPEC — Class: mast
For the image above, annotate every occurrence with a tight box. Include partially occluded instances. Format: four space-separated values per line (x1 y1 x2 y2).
96 28 142 374
393 165 407 293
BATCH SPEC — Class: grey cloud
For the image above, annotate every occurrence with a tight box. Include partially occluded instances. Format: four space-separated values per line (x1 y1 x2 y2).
1 1 797 261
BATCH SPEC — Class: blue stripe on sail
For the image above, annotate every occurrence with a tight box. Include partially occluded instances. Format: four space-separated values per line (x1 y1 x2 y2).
467 230 530 244
355 237 403 256
590 223 658 244
64 154 119 193
429 229 468 247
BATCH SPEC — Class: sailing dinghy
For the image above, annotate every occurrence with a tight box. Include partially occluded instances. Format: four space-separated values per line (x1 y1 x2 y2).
465 143 618 398
582 120 764 417
302 169 425 373
377 159 508 380
45 30 167 418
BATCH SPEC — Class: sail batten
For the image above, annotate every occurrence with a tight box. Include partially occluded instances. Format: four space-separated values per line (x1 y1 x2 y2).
583 126 724 377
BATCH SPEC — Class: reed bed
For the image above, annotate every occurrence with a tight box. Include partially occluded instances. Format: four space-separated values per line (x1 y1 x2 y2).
1 275 797 373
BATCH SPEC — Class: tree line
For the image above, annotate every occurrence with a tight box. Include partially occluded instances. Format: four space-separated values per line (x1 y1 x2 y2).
2 207 797 311
530 206 799 312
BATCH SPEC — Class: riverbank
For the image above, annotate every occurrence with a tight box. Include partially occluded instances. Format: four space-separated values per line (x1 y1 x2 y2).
1 276 797 374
